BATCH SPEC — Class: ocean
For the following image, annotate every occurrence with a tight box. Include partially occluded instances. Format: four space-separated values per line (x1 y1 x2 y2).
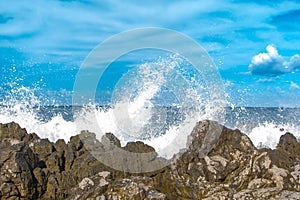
1 97 299 158
1 54 300 159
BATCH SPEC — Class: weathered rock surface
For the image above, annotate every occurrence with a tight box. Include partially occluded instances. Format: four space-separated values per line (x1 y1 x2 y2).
1 121 300 199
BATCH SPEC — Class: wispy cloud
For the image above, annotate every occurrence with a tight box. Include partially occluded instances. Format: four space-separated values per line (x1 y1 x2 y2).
290 81 300 89
0 0 299 65
257 77 278 83
269 9 300 31
1 2 300 72
1 0 300 107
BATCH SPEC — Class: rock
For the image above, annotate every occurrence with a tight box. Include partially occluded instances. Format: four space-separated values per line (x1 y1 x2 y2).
277 132 300 160
45 152 64 173
32 138 54 160
23 132 40 143
70 135 84 151
79 178 94 190
146 190 167 200
0 122 28 141
0 140 38 199
33 167 47 195
54 139 67 155
98 171 111 179
123 141 157 153
45 174 59 199
65 142 76 171
1 121 300 199
102 132 121 150
105 177 165 200
152 120 300 199
68 149 105 182
67 171 112 200
108 178 147 199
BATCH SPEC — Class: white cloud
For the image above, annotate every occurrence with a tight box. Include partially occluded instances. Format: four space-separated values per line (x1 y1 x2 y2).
1 0 300 67
257 77 277 83
290 81 300 89
249 45 300 76
289 54 300 70
0 0 235 64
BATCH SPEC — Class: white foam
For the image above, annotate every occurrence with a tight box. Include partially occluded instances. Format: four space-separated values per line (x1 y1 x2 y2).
0 102 204 159
0 106 77 142
2 87 300 158
248 122 300 149
144 114 201 159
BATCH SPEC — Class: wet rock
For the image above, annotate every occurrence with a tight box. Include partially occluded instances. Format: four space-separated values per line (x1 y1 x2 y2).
22 132 40 143
152 120 300 199
0 122 28 141
123 141 156 153
277 132 300 160
1 121 300 199
70 135 84 151
102 132 121 150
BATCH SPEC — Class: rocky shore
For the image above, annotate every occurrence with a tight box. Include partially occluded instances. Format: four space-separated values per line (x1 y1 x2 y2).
1 120 300 199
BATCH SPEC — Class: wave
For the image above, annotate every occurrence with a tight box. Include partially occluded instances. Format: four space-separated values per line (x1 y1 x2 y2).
0 98 206 159
0 55 223 159
248 122 300 149
2 87 300 159
1 55 300 158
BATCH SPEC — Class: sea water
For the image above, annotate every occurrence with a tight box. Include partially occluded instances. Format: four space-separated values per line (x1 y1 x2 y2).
1 101 300 153
1 54 300 158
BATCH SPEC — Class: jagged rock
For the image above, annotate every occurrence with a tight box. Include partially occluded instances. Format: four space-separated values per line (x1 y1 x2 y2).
65 142 76 171
70 135 84 151
33 167 47 195
277 132 300 160
54 139 67 155
1 121 300 199
102 132 121 150
0 122 27 141
45 152 64 173
0 141 38 199
152 120 300 199
79 177 95 190
22 132 40 143
32 138 54 160
67 171 112 200
123 141 156 153
104 177 166 200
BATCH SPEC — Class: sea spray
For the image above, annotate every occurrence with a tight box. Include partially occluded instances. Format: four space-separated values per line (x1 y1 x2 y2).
1 55 299 158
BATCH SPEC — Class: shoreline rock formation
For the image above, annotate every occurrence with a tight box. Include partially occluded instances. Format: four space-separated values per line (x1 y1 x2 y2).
1 121 300 199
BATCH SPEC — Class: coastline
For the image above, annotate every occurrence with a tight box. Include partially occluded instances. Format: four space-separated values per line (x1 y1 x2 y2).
1 120 300 199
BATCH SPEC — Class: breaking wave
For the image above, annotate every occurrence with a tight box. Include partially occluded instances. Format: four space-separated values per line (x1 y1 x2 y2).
1 54 300 158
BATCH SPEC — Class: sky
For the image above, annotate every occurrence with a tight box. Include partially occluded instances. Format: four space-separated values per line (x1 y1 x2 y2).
1 0 300 107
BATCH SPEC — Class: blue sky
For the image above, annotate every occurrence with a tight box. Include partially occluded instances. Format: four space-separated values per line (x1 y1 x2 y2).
1 0 300 106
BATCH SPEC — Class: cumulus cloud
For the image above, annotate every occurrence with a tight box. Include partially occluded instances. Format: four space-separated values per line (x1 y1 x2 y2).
249 45 300 76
